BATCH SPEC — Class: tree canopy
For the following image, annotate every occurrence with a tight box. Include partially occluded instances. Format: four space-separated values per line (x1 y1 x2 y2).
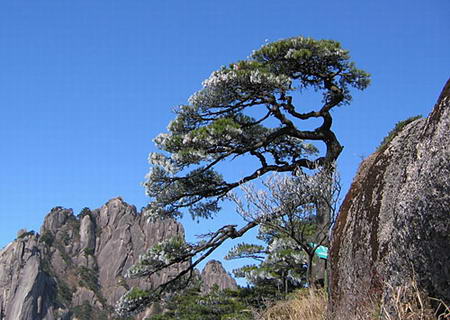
145 36 369 221
116 36 370 316
148 285 252 320
226 168 341 289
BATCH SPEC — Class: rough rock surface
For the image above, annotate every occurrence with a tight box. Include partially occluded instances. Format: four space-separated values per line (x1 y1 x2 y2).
200 260 238 293
328 80 450 319
0 197 185 320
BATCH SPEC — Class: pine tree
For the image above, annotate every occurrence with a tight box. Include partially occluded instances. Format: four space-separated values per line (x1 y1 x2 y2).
116 36 369 316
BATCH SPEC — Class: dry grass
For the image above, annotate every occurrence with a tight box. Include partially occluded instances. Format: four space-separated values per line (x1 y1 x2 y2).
252 279 450 320
381 279 450 320
258 288 327 320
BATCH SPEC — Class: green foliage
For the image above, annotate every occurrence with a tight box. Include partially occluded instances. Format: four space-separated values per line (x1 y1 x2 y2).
116 287 158 316
83 247 95 256
227 169 340 288
78 266 99 293
250 37 370 94
78 207 92 218
377 115 422 152
67 216 81 233
126 287 151 300
76 266 109 306
71 300 109 320
72 302 93 320
39 231 54 246
120 36 368 316
127 236 192 278
40 257 52 276
227 237 307 294
239 285 284 310
190 118 242 141
145 35 369 221
226 243 266 261
148 286 252 320
57 279 74 305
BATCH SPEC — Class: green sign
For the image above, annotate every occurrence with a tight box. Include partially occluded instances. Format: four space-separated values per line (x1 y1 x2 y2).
309 243 328 259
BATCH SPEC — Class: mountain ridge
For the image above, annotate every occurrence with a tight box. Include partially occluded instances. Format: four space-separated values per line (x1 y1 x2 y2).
0 197 236 320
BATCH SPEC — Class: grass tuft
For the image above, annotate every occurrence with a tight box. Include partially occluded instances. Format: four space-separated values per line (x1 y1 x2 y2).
377 115 422 152
382 278 450 320
259 288 327 320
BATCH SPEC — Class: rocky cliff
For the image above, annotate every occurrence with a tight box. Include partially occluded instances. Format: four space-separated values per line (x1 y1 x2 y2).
200 260 237 293
328 80 450 319
0 197 186 320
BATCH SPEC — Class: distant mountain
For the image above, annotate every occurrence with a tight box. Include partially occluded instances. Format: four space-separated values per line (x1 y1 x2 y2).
0 197 236 320
201 260 237 294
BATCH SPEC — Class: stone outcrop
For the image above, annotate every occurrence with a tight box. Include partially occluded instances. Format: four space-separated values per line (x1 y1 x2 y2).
0 197 185 320
328 80 450 319
200 260 237 293
0 235 60 320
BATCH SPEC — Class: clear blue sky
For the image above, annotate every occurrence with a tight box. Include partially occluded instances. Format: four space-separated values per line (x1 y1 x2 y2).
0 1 449 281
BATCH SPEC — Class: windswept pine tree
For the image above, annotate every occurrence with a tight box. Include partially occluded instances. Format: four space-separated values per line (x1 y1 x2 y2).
116 36 370 316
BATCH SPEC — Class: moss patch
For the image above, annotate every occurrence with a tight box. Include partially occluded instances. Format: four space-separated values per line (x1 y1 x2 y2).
377 115 422 152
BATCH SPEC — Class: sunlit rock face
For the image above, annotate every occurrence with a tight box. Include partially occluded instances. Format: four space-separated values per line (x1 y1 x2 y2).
328 80 450 319
0 197 185 320
200 260 237 294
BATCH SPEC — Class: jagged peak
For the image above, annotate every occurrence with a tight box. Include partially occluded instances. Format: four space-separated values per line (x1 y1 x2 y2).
202 259 225 272
40 207 75 235
201 260 237 293
1 196 187 319
425 78 450 132
435 78 450 105
100 197 138 215
104 196 125 206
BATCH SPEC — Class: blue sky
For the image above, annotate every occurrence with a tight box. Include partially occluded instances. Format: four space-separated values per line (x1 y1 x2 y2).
0 1 449 282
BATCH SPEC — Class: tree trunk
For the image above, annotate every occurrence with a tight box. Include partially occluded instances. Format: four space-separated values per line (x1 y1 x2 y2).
315 168 334 247
307 253 314 287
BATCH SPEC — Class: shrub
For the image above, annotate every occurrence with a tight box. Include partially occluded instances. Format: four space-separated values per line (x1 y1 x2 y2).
78 207 92 219
39 231 54 246
377 115 422 152
83 247 95 256
148 286 252 320
71 301 109 320
78 266 99 293
58 280 74 304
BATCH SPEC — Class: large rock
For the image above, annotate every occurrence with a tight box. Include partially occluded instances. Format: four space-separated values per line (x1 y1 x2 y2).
0 197 185 320
328 80 450 319
0 235 60 320
200 260 237 293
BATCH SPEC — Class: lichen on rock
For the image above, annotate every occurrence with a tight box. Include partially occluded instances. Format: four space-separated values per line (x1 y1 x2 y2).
328 79 450 319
